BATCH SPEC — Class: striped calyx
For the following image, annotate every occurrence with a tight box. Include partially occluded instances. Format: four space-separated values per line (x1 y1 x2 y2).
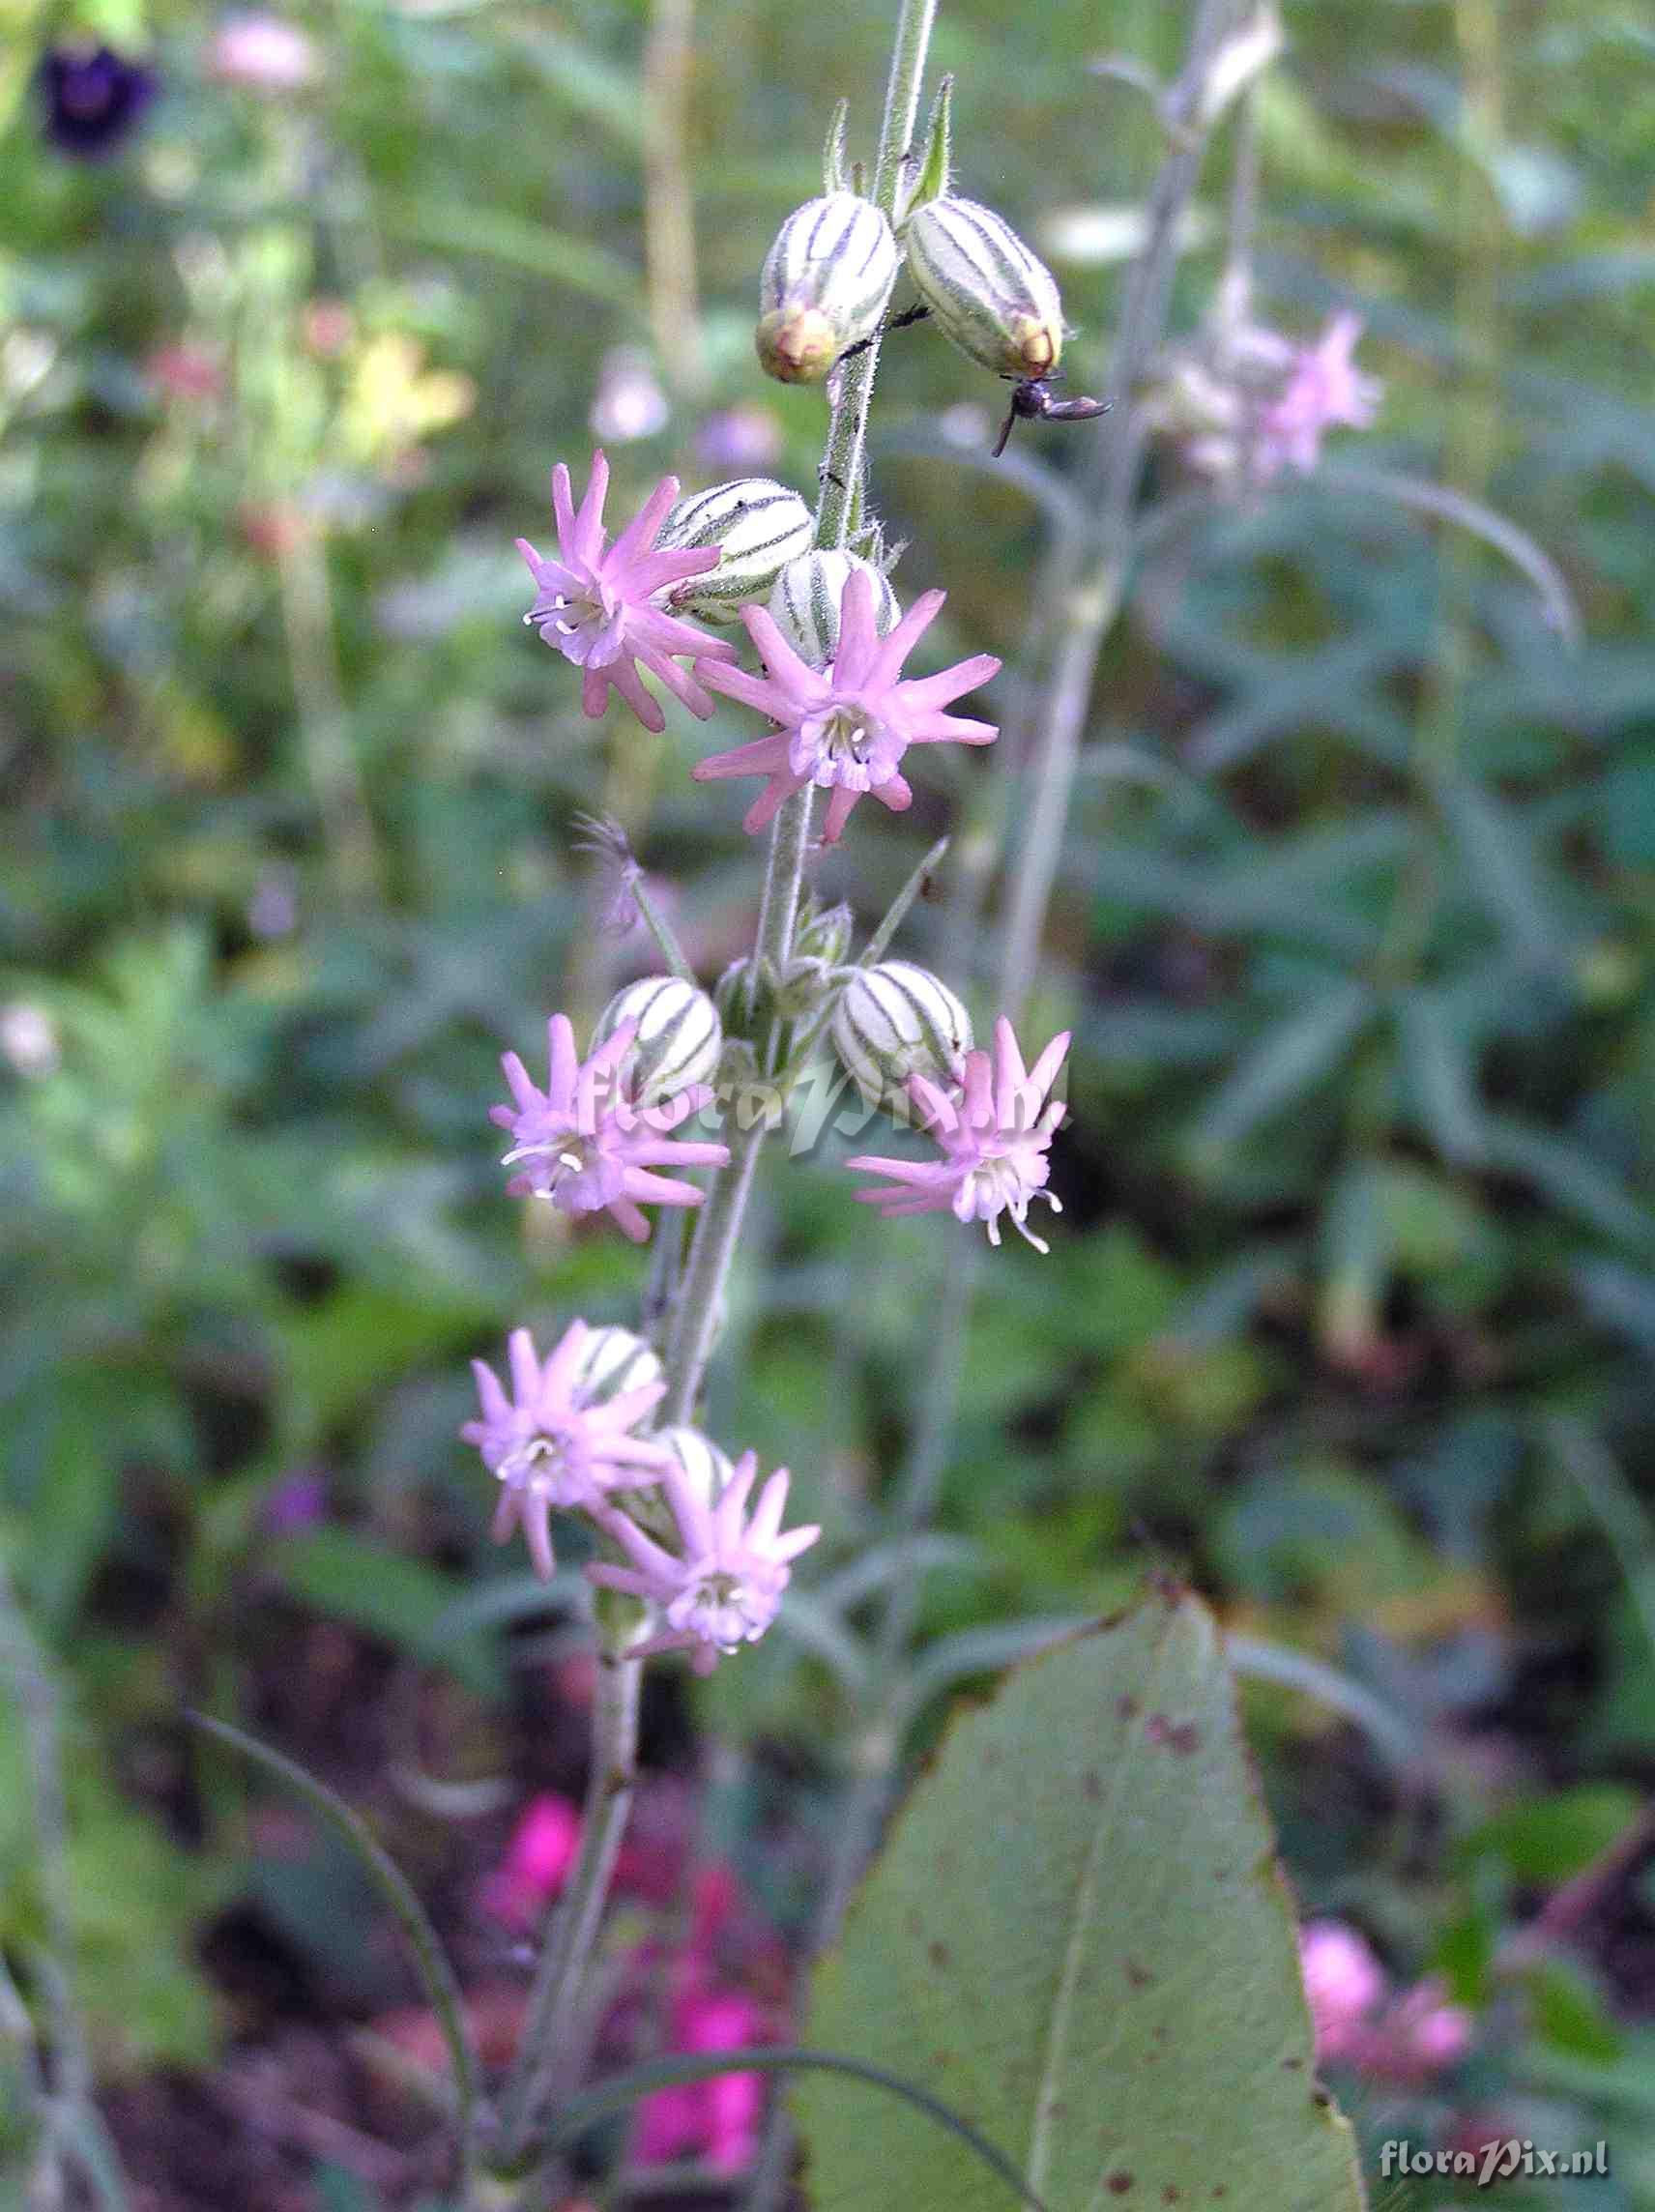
568 1325 663 1410
831 960 973 1115
593 976 723 1106
657 479 815 623
756 192 899 384
654 1425 735 1509
902 195 1065 379
768 550 900 670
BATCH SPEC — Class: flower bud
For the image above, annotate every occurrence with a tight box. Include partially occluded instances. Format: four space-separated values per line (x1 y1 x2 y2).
831 960 973 1115
654 1424 735 1508
568 1325 663 1410
756 193 899 384
768 550 899 670
794 899 856 970
593 976 723 1107
657 479 815 622
902 196 1064 379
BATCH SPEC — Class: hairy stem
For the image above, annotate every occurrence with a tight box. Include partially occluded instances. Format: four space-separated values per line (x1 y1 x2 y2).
497 0 944 2184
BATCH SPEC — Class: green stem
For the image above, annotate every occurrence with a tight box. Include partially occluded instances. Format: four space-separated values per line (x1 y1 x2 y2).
496 1634 645 2162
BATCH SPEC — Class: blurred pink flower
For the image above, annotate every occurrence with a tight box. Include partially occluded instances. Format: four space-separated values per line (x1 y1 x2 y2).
634 1986 769 2174
492 1013 728 1243
694 568 999 845
695 405 783 473
1380 1978 1474 2081
480 1792 583 1929
1258 313 1381 477
590 1453 820 1674
462 1322 672 1579
847 1015 1069 1253
517 451 737 733
208 15 318 93
1299 1920 1387 2061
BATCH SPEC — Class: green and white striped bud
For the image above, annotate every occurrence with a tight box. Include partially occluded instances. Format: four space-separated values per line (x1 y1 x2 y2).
768 550 900 670
903 195 1065 379
794 899 856 970
657 480 815 623
756 192 898 385
831 960 973 1115
569 1325 663 1410
654 1424 735 1509
593 976 722 1107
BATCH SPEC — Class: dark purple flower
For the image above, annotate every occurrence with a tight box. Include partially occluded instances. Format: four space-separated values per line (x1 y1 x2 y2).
38 44 158 159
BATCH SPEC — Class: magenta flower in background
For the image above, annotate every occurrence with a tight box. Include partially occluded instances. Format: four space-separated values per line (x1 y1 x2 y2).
589 1453 820 1673
694 568 1000 845
492 1013 729 1243
479 1791 584 1929
847 1015 1069 1253
463 1322 672 1579
635 1986 769 2173
517 451 737 734
1258 313 1381 477
1299 1919 1386 2062
208 15 318 93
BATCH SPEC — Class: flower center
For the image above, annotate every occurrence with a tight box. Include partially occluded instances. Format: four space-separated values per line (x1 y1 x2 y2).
670 1569 772 1651
791 697 898 793
501 1122 624 1213
498 1428 581 1501
957 1148 1062 1255
537 571 627 669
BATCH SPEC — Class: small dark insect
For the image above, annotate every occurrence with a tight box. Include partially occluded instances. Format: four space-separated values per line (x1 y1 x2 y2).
832 300 933 372
993 372 1111 459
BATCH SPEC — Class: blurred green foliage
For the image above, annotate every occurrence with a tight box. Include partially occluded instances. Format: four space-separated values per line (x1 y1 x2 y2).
4 0 1655 2200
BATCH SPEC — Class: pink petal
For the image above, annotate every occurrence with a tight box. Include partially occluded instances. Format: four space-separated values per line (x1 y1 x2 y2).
607 473 680 570
741 602 828 705
507 1327 541 1406
546 1014 580 1109
895 654 1002 713
607 657 667 734
864 587 945 691
607 1196 653 1242
697 662 795 719
820 785 860 844
742 771 811 833
572 449 610 565
550 464 576 557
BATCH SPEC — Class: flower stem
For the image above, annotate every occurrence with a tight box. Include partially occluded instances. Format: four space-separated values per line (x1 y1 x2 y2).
497 1 944 2186
495 1630 645 2164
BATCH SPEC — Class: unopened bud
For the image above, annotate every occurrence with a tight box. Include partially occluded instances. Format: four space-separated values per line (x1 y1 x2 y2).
831 960 973 1114
593 977 722 1106
768 550 899 670
794 899 856 970
655 1425 735 1508
757 193 898 384
657 479 815 622
903 195 1064 378
569 1325 663 1410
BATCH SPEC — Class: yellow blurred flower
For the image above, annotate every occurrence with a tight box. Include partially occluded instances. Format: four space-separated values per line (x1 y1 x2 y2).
338 331 475 467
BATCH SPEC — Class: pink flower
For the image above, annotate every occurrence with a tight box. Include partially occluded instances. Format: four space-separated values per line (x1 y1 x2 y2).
208 15 318 92
1299 1920 1387 2062
462 1322 672 1579
491 1013 729 1244
847 1015 1069 1253
589 1454 820 1674
693 568 1000 846
479 1792 583 1929
1258 313 1381 477
516 451 737 734
634 1986 769 2174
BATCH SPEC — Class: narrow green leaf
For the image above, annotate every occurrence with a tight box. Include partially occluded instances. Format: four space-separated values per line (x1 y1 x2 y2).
824 99 852 194
538 2048 1049 2210
1192 984 1371 1153
388 202 643 308
799 1592 1364 2212
1398 990 1485 1165
188 1713 480 2197
902 73 953 221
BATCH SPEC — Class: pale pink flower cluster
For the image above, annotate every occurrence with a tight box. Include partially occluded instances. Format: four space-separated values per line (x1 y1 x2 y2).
463 1324 818 1659
849 1015 1070 1253
491 1011 727 1244
1147 313 1381 485
1299 1919 1473 2081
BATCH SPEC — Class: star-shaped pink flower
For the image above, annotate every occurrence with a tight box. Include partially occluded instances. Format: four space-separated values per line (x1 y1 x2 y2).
463 1322 672 1579
693 568 1000 845
517 450 738 734
492 1012 729 1243
589 1452 820 1674
846 1014 1070 1252
1258 313 1381 477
